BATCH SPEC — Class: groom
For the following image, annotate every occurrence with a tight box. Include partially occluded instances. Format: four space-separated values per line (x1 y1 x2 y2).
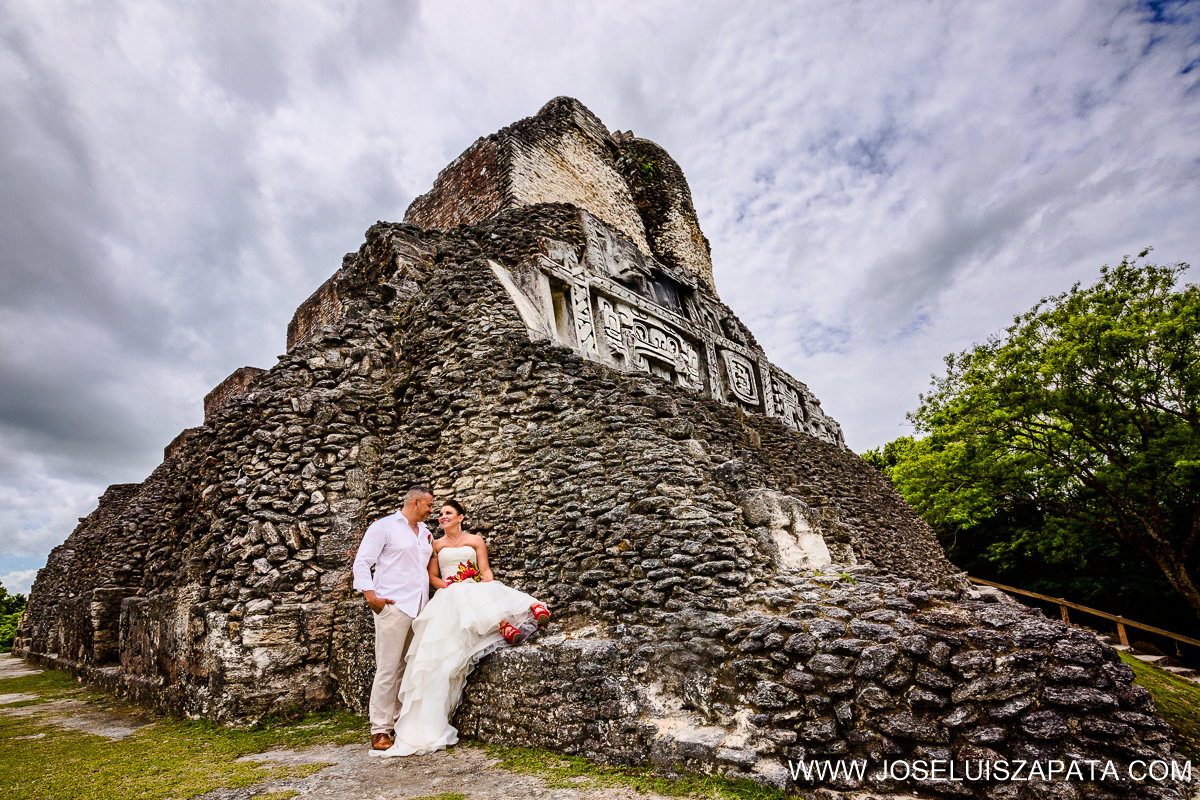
352 485 436 751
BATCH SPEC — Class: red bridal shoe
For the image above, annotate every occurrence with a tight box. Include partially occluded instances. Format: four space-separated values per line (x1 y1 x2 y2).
530 602 550 624
499 620 520 644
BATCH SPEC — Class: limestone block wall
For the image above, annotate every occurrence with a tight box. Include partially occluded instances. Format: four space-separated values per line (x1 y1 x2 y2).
401 135 506 234
287 275 345 351
404 97 716 297
204 367 267 424
505 102 652 257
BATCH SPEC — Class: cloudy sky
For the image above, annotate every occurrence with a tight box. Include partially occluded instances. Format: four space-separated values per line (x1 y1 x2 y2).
2 0 1198 595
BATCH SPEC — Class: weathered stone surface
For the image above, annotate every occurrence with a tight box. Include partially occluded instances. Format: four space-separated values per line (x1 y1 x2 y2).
1043 686 1118 711
1020 710 1069 739
13 98 1188 800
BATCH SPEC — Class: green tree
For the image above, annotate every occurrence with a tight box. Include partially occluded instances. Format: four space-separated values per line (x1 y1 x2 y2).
0 579 25 651
0 580 25 616
881 253 1200 621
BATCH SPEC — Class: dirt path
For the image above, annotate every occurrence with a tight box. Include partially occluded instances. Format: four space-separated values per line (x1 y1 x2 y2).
204 743 673 800
1 654 157 741
0 654 676 800
0 652 41 679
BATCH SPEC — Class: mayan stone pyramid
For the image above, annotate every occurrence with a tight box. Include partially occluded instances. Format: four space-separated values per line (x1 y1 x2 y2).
16 98 1187 799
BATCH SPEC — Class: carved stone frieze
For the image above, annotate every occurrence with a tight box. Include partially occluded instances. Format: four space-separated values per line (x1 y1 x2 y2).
595 294 701 388
771 372 843 446
489 209 845 448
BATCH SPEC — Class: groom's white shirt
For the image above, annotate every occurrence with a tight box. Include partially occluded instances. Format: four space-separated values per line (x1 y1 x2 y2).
352 511 434 618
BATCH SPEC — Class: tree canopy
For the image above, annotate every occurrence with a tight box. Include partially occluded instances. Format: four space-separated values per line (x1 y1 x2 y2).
0 580 24 651
868 253 1200 625
0 580 23 617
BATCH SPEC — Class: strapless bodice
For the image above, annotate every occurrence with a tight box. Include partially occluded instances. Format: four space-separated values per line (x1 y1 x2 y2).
437 545 478 580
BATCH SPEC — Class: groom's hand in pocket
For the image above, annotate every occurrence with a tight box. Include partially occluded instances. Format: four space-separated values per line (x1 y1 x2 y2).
363 591 394 614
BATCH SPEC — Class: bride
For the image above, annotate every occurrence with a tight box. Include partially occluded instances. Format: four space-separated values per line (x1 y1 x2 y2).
373 499 549 757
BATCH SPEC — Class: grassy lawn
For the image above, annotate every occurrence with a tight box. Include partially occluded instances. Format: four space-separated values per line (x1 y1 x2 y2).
0 669 361 800
0 664 789 800
11 654 1193 800
1120 651 1200 763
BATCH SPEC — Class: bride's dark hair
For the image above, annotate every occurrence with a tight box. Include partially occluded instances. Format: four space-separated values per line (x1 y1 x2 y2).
442 499 466 516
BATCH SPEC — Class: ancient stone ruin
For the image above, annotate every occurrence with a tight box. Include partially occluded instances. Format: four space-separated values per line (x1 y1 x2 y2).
16 98 1189 799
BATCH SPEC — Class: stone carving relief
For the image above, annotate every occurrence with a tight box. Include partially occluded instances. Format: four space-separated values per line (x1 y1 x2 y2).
582 211 654 286
719 350 759 407
773 376 812 435
488 211 845 449
772 374 844 446
596 295 700 388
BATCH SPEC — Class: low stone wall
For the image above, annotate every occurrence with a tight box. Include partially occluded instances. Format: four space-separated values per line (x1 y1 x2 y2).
164 426 204 461
401 134 508 244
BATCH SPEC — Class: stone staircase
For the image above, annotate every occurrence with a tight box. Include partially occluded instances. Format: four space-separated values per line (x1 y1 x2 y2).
1096 633 1200 684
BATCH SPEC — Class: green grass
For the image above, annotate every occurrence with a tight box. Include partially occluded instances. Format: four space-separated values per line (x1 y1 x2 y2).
0 669 362 800
477 742 792 800
1120 651 1200 762
0 668 80 698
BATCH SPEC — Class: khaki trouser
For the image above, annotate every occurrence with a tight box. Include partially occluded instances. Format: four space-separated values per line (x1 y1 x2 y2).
369 603 415 735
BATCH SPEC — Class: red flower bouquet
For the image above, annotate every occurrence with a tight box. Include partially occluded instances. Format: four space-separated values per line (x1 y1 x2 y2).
445 562 481 584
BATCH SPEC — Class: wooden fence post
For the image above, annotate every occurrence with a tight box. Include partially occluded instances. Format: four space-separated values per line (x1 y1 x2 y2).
1116 617 1129 647
1059 601 1070 625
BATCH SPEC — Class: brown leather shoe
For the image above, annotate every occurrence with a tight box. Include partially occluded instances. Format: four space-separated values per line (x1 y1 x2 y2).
371 732 393 751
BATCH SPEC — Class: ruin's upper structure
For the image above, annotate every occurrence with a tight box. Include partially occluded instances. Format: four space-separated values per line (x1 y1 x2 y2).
407 97 717 294
405 97 843 448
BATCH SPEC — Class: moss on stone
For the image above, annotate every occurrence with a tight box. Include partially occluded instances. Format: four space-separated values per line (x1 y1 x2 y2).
478 741 792 800
1120 651 1200 762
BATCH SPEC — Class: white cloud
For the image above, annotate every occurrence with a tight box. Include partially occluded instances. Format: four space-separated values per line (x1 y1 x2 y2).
0 443 103 560
1 569 38 598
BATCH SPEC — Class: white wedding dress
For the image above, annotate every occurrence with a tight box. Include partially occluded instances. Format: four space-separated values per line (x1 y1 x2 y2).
373 544 542 757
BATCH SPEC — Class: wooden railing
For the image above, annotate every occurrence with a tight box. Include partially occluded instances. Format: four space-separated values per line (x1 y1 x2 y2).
967 576 1200 652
